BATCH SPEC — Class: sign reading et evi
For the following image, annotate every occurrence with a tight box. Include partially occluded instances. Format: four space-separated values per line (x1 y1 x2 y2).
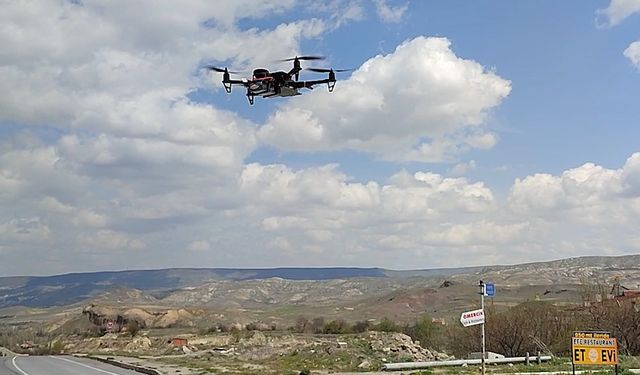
572 331 618 366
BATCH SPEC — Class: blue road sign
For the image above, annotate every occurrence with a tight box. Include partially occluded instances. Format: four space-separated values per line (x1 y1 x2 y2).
484 282 495 297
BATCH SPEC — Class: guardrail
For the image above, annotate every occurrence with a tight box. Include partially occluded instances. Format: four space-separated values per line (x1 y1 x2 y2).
87 356 161 375
382 355 553 371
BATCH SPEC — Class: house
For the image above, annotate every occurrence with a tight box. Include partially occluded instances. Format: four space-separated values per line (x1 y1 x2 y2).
169 337 188 347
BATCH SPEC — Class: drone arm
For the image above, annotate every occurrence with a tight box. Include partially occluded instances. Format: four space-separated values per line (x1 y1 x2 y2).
222 79 248 93
288 57 302 81
292 78 336 92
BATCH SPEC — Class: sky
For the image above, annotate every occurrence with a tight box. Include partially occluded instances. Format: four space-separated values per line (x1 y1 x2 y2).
1 0 640 276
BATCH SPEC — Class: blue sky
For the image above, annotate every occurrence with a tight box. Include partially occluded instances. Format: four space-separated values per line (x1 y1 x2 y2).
1 0 640 275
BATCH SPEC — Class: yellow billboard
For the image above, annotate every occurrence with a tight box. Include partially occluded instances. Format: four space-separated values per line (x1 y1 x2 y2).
571 331 618 366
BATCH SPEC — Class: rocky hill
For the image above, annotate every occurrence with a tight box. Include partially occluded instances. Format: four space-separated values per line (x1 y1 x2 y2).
451 255 640 286
1 255 639 309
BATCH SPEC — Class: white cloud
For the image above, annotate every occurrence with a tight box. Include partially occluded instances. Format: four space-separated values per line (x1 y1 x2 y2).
259 37 511 162
0 218 51 246
621 152 640 195
624 41 640 69
374 0 409 23
188 240 211 252
422 221 531 246
596 0 640 27
239 163 496 263
449 160 477 176
508 155 640 227
315 0 365 28
78 230 146 251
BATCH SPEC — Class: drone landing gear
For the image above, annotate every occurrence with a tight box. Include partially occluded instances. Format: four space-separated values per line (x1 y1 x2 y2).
247 95 254 105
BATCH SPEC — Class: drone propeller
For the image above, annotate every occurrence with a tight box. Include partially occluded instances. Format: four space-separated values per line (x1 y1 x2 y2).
279 55 325 62
306 67 353 73
206 66 242 74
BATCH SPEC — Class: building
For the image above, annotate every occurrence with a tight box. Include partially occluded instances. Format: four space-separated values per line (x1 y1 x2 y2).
169 337 188 347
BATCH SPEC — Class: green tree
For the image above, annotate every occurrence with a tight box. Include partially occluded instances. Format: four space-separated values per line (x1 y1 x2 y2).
374 317 401 332
407 314 435 347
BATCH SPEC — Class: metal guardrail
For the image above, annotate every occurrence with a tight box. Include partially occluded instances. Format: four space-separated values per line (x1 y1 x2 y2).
88 356 161 375
382 355 553 371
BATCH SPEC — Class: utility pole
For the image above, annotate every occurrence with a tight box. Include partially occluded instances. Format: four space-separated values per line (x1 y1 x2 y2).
480 280 486 375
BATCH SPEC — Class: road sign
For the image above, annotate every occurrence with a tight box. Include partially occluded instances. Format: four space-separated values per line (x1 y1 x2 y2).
572 331 618 366
484 283 495 297
460 308 485 327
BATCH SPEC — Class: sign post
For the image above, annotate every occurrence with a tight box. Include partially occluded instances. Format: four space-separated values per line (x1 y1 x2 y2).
480 281 486 375
571 331 618 375
459 281 495 375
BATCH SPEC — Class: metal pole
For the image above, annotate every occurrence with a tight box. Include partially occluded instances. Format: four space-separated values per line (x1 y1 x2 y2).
480 280 486 375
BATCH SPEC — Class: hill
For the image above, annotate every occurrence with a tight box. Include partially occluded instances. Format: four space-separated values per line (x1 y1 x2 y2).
1 255 639 309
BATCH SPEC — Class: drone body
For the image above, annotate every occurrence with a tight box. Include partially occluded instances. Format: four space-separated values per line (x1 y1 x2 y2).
208 56 349 105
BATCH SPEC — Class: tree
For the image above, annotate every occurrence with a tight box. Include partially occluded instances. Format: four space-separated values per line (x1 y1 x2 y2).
589 299 640 355
126 320 140 337
406 314 435 348
373 317 401 333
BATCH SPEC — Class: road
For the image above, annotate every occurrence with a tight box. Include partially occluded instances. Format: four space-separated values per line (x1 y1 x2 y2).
0 355 144 375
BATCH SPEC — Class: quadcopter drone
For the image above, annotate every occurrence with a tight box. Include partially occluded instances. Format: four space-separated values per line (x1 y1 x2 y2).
206 56 350 105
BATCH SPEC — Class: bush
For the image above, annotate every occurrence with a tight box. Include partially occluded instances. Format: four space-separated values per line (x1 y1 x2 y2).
323 319 351 334
126 320 141 337
292 316 309 333
50 340 65 354
404 314 436 348
352 320 371 333
310 317 325 334
373 317 401 333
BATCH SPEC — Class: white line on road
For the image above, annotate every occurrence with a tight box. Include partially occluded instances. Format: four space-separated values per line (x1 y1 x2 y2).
51 356 124 375
11 356 30 375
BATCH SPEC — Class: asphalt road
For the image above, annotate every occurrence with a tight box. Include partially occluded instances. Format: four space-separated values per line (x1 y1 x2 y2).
0 355 143 375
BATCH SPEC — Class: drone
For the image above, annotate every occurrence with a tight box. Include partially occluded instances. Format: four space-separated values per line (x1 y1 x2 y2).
206 56 350 105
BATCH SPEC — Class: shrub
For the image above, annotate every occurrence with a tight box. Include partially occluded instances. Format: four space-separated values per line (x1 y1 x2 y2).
373 317 401 333
323 319 351 334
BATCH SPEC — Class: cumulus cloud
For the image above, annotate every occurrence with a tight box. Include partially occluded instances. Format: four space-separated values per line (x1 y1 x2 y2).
374 0 409 23
449 160 477 176
236 163 498 265
596 0 640 27
259 37 511 161
508 154 640 226
624 41 640 69
231 154 640 267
